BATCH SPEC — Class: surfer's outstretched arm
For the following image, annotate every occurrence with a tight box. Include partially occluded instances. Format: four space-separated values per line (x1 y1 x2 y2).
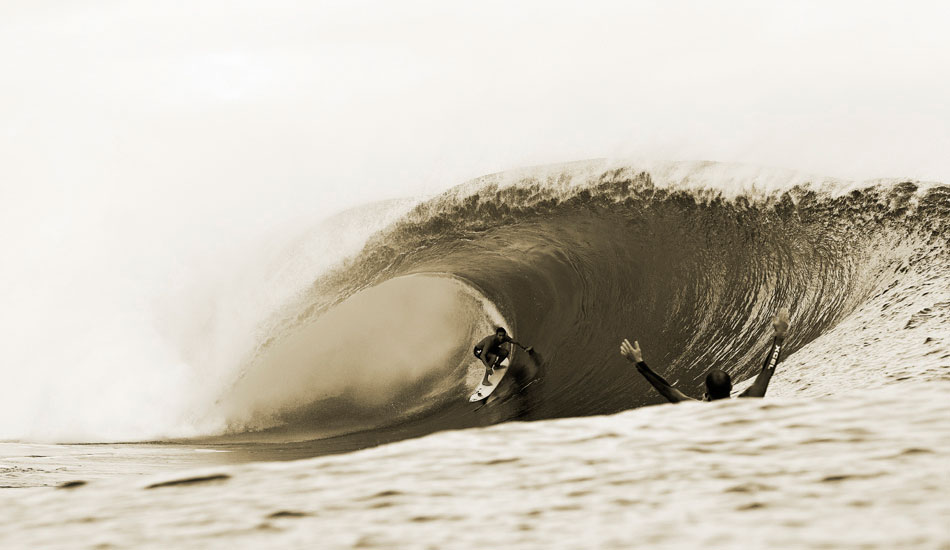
738 310 790 398
620 339 695 403
501 334 527 350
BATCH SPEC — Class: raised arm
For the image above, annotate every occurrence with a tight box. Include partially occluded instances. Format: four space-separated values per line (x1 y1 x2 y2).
738 309 790 398
620 339 695 403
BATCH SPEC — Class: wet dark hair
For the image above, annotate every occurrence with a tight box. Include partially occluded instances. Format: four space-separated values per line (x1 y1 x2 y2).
704 369 732 400
495 327 507 335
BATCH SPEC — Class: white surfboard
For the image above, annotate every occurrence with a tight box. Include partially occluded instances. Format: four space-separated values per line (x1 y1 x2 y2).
469 350 512 402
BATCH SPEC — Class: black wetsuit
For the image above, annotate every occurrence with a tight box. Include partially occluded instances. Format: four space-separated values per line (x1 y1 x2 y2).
635 336 785 403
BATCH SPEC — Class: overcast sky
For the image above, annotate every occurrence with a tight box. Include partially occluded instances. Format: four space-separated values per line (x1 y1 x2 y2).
3 1 950 211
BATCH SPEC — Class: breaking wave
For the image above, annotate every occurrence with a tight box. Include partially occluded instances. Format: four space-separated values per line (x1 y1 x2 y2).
209 160 950 445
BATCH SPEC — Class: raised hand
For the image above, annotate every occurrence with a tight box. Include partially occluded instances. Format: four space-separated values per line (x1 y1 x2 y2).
620 339 643 363
772 309 790 338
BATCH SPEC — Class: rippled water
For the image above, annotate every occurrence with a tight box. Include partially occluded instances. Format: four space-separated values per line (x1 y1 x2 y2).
1 379 949 549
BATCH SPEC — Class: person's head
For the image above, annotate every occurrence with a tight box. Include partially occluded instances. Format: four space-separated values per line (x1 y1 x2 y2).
495 327 507 338
703 369 732 401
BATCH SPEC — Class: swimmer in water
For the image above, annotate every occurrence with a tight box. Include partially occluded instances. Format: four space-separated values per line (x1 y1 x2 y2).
620 309 790 402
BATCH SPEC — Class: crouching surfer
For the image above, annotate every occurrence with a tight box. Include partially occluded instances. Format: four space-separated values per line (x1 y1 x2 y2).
620 309 790 402
473 327 529 386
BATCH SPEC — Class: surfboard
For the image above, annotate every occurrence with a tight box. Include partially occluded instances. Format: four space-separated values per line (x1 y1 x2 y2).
469 347 512 402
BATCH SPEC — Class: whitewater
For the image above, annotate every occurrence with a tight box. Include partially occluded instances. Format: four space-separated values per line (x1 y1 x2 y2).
1 160 948 548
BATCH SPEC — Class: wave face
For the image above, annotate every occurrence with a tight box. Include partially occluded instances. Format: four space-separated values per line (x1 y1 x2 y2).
213 160 950 444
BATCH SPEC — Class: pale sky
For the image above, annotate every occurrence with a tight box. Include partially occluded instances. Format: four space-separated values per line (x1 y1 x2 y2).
3 1 949 216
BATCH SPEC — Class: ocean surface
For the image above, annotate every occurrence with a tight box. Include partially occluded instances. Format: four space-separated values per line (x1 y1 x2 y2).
2 160 948 548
